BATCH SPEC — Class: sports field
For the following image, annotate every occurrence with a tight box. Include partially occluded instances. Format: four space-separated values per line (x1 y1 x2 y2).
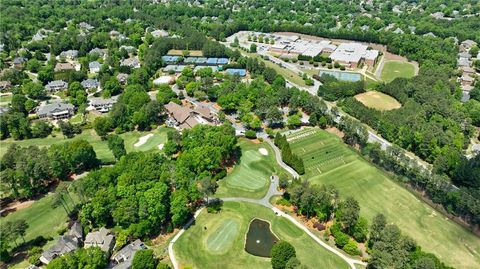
174 201 349 269
286 128 480 269
354 91 401 111
215 139 289 199
380 60 416 82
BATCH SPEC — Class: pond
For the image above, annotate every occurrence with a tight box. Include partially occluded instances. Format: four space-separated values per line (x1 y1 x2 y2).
244 218 279 257
319 70 362 82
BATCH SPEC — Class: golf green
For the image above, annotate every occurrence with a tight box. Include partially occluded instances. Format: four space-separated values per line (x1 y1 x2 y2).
174 201 350 269
205 219 240 253
216 139 289 199
287 128 480 269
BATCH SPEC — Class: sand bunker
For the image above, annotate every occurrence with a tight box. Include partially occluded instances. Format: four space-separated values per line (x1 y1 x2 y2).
258 148 268 156
134 133 154 147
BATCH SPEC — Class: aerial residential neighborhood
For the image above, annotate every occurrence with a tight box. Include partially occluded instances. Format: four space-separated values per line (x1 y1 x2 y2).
0 1 479 269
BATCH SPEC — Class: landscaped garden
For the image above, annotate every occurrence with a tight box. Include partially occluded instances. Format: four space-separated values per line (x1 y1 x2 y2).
285 128 480 269
174 201 350 269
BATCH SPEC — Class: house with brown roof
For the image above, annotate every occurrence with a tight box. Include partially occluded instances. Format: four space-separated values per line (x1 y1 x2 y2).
54 62 76 72
164 102 217 129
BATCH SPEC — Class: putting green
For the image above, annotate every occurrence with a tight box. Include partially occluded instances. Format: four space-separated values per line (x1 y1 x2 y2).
380 60 416 82
226 150 269 191
287 128 480 269
216 139 290 199
205 219 240 253
174 201 349 269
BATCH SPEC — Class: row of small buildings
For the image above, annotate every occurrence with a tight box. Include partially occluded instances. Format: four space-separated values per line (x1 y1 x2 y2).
36 95 118 120
39 222 146 269
457 39 479 101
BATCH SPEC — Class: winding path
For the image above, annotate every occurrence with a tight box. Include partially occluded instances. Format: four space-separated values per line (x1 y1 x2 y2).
168 142 367 269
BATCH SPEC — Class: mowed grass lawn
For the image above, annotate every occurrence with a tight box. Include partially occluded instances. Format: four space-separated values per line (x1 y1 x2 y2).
215 139 288 199
286 128 480 269
354 91 401 111
0 188 77 244
0 128 171 163
380 60 416 82
174 201 349 269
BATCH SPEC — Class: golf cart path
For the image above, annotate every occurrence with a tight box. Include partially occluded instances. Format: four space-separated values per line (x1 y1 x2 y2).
168 142 366 269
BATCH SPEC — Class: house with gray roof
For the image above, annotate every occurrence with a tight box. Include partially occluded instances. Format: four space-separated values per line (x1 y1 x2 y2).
120 57 140 69
89 61 102 73
36 101 75 120
0 106 10 116
119 45 137 53
88 95 119 113
110 239 147 269
460 40 477 53
81 79 100 90
85 227 115 254
90 48 108 58
60 50 79 60
0 81 12 92
45 80 68 92
13 57 27 69
458 57 471 67
117 73 129 84
79 22 94 31
40 222 83 265
150 29 169 38
458 52 471 59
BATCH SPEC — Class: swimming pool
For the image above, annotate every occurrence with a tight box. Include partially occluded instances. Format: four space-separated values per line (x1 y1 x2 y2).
319 70 362 82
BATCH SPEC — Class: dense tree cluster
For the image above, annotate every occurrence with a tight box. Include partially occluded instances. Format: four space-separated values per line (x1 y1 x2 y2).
367 214 453 269
46 247 107 269
317 74 365 101
78 124 236 239
341 66 474 176
274 133 305 175
0 140 99 199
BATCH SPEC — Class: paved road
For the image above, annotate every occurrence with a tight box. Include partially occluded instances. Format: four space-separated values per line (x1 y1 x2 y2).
168 142 366 269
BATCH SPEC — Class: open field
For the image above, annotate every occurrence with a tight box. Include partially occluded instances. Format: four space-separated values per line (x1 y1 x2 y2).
174 201 349 269
215 139 288 199
380 60 416 82
286 128 480 269
354 91 401 111
0 128 171 163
